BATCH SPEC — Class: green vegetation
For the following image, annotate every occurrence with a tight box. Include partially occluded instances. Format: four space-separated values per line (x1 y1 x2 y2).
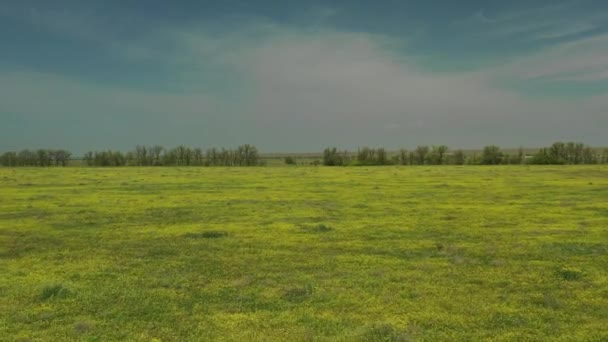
0 149 71 167
323 147 350 166
2 141 608 168
324 142 608 166
284 156 297 165
82 144 261 167
1 166 607 341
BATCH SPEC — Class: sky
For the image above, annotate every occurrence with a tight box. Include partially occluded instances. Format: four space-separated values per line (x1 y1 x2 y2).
1 0 607 154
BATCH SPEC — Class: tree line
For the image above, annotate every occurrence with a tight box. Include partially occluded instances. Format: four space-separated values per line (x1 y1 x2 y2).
0 145 261 167
2 142 607 167
322 142 608 166
0 149 72 167
82 144 261 166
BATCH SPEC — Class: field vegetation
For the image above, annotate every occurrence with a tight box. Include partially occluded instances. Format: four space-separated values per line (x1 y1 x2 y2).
1 166 607 340
2 141 608 168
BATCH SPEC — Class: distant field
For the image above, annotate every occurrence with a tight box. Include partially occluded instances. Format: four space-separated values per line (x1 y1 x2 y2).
1 166 607 341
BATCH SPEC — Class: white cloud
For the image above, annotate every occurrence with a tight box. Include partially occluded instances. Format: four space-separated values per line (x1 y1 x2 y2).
175 26 608 147
227 30 514 122
2 21 607 151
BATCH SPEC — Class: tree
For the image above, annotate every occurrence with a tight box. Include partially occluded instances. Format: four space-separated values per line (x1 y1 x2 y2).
53 150 72 166
0 152 18 167
481 146 503 165
528 142 598 165
452 150 465 165
173 145 186 166
239 144 259 166
82 150 126 166
408 151 416 165
125 152 136 166
549 142 568 164
111 151 126 166
323 147 347 166
134 145 148 166
193 148 204 166
356 147 375 165
83 151 94 166
398 149 409 165
36 149 53 167
376 148 388 165
284 156 296 165
530 148 551 164
582 147 597 164
514 147 525 165
428 145 448 165
414 146 429 165
602 149 608 164
206 148 219 166
163 149 177 166
566 142 584 164
151 145 164 166
323 147 339 166
356 147 389 165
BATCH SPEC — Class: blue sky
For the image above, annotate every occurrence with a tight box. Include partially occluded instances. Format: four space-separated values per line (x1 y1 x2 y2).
1 0 607 153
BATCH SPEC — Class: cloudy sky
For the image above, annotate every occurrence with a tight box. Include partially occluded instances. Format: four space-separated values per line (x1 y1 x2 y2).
1 0 607 153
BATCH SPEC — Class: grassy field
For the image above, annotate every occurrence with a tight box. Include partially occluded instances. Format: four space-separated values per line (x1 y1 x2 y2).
1 166 607 341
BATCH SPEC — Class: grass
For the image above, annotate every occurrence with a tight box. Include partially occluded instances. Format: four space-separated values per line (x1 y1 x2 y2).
39 285 71 301
0 166 607 341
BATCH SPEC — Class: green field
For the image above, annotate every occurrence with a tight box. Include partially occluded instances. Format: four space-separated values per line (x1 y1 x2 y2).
1 166 607 341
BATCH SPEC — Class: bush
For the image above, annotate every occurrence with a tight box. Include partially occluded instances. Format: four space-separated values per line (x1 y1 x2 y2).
481 146 503 165
284 156 296 165
323 147 349 166
356 147 391 165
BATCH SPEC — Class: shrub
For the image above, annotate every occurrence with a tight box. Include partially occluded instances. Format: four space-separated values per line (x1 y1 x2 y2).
323 147 349 166
481 145 503 165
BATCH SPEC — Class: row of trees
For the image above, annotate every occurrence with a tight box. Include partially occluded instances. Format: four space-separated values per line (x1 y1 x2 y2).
322 145 482 166
2 142 607 167
322 142 608 166
530 142 604 165
322 148 351 166
0 149 72 167
82 144 261 167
